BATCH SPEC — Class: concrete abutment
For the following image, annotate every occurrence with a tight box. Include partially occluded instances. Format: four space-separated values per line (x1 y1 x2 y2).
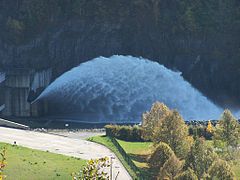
0 68 51 117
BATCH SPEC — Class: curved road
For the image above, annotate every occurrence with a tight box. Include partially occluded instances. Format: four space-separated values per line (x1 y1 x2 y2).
0 127 132 180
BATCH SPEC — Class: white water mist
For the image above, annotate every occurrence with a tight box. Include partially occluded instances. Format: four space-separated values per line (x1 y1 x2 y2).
37 55 223 122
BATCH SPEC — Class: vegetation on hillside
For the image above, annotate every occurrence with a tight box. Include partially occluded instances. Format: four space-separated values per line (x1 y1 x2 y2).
0 0 240 104
94 102 240 179
141 102 239 179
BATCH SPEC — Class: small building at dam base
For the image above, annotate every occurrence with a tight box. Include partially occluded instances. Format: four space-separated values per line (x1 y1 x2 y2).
0 68 51 117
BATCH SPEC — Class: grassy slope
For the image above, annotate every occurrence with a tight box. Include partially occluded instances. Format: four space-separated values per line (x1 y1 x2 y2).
0 143 85 180
88 136 138 179
116 140 153 168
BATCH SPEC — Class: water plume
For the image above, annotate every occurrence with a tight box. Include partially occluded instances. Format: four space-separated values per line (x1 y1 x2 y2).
37 55 223 122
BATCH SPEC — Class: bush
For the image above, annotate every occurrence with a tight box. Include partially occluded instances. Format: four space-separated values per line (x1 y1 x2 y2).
105 125 144 141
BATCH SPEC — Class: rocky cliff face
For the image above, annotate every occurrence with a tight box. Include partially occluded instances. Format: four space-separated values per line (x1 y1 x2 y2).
0 0 240 108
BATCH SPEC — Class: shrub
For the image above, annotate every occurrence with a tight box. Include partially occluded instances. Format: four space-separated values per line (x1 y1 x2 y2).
105 125 144 141
0 147 7 179
73 157 110 180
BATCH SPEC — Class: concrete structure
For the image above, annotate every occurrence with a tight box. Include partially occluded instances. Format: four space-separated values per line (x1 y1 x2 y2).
0 118 29 129
0 72 5 113
0 68 51 117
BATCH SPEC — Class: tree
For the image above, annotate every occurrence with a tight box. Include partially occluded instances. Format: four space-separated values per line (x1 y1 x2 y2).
158 154 184 180
149 142 174 171
185 138 218 179
155 110 193 158
206 120 213 133
213 109 240 152
205 120 214 140
208 159 236 180
142 102 171 141
174 168 198 180
73 157 110 180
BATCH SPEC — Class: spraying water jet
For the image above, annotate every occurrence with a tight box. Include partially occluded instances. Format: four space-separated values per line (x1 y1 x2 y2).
36 55 223 122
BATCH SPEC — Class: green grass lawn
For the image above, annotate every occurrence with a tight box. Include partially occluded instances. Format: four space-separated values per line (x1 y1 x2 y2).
0 143 86 180
117 140 153 168
88 136 139 179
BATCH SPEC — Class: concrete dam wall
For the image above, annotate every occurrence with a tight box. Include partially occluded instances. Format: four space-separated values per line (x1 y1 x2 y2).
0 68 51 117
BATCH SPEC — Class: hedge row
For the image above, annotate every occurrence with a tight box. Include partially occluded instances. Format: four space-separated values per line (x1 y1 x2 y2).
105 124 213 142
105 125 144 142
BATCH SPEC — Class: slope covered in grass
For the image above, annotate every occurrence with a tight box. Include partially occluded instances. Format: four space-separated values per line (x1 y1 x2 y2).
0 143 85 180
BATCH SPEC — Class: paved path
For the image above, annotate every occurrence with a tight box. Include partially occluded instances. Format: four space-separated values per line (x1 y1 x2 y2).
0 127 132 180
46 129 105 140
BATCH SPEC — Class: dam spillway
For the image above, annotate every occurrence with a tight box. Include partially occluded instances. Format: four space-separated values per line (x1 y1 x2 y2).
0 68 51 117
37 55 223 122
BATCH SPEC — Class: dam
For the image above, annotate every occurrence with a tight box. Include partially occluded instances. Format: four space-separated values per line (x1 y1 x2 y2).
0 68 51 117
